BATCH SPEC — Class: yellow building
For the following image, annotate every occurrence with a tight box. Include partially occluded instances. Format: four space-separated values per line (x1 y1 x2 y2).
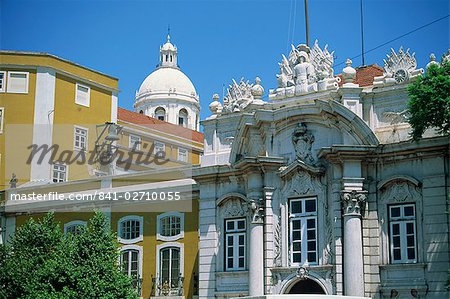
0 50 119 186
0 49 203 298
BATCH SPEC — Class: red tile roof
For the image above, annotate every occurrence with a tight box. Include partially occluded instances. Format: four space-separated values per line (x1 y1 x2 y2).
117 107 204 143
337 64 384 87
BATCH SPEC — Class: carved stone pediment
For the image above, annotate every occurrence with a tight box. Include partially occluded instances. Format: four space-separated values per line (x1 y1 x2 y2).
280 161 324 197
220 197 249 218
380 180 421 203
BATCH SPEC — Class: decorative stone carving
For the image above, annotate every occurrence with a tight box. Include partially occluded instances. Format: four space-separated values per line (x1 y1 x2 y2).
382 109 409 125
296 266 309 280
269 40 340 100
373 47 423 87
221 198 248 218
442 49 450 64
221 77 264 113
426 53 439 70
9 173 17 188
208 93 223 119
342 58 358 86
323 201 333 265
292 123 315 165
249 198 264 224
273 213 282 267
380 180 421 202
340 190 367 216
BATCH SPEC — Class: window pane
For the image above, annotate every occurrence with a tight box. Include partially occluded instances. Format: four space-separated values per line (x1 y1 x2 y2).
227 236 233 246
307 252 316 262
293 231 301 241
391 207 401 217
237 220 245 230
238 257 244 268
226 221 234 231
307 229 315 240
393 236 400 247
407 248 415 260
305 199 316 212
291 201 302 214
292 220 301 230
407 235 415 247
307 218 315 228
293 253 301 263
392 223 400 235
293 242 301 251
404 206 414 216
307 241 316 251
406 222 414 234
393 249 401 260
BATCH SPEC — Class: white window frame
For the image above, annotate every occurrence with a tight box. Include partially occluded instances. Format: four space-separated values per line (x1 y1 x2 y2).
119 244 143 279
157 212 184 241
129 134 141 150
156 242 184 288
73 126 88 151
118 215 144 244
153 141 165 155
75 83 91 107
389 204 417 264
289 197 318 266
177 147 188 162
224 218 246 271
0 71 6 92
7 71 29 94
52 163 68 183
64 220 87 235
0 107 4 134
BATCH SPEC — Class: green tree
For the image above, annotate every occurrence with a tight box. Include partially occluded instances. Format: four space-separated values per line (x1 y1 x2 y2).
407 61 450 140
0 211 138 299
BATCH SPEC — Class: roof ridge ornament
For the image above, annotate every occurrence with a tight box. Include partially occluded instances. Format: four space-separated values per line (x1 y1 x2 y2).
373 47 423 87
269 40 340 100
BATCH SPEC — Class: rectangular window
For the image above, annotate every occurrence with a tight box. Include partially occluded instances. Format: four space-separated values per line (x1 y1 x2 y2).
160 247 181 288
74 127 88 151
154 141 165 156
389 204 417 263
225 218 246 271
289 197 317 266
178 147 188 162
129 134 141 150
7 72 29 93
0 107 4 133
0 71 6 92
52 163 67 183
75 83 90 107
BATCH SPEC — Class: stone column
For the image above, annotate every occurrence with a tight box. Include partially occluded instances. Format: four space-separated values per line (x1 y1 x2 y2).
247 172 264 296
341 190 367 297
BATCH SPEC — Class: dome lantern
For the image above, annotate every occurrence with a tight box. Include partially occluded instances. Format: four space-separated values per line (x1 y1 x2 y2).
159 34 178 68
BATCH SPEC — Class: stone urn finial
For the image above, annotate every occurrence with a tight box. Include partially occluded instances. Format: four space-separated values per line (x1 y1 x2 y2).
251 77 264 99
426 53 439 70
342 58 357 84
209 93 222 116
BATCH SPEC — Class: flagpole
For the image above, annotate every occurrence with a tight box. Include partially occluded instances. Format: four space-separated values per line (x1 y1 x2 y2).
304 0 310 46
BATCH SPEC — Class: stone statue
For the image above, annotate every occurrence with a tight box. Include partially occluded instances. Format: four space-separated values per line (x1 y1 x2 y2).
293 50 316 94
269 40 340 100
292 123 315 165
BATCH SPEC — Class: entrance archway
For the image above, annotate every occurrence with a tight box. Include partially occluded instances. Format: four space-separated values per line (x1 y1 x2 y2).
287 278 326 294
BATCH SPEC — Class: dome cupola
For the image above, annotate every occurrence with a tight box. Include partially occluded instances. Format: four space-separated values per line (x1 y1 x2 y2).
134 34 200 131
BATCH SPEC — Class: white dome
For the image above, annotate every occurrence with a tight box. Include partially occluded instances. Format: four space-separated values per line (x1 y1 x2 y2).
137 67 198 100
161 41 176 51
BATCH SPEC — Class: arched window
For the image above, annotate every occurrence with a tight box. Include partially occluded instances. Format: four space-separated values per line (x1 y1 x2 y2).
155 242 184 294
120 245 143 293
155 107 166 121
178 108 188 127
118 216 143 244
139 110 144 114
157 212 184 241
64 220 87 235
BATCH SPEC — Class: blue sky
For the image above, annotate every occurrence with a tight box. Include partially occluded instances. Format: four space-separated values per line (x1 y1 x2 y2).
1 0 449 124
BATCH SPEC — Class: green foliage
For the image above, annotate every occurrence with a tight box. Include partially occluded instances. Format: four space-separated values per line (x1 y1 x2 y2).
407 61 450 140
0 212 138 299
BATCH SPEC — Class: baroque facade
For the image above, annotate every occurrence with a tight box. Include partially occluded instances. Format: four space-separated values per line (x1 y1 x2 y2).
195 42 450 298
